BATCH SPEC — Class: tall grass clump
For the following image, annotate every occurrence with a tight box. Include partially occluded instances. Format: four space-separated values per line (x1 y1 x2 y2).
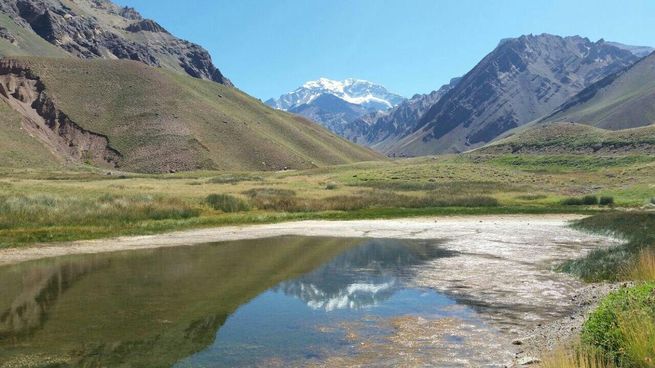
0 194 199 229
542 345 614 368
560 212 655 281
628 249 655 282
205 194 251 213
581 283 655 367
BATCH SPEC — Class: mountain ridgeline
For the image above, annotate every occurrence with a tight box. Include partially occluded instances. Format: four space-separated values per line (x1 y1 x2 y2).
383 35 647 155
0 0 381 172
281 34 652 157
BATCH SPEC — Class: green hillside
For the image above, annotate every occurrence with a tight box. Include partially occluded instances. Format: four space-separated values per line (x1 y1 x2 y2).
0 14 71 58
0 57 381 173
481 122 655 154
543 52 655 130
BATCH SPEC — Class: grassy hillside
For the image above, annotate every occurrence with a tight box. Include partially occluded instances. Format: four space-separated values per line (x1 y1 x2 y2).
543 53 655 130
0 57 381 173
0 14 70 58
481 122 655 154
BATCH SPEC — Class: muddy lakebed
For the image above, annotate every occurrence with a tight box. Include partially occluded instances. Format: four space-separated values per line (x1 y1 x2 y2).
0 216 620 367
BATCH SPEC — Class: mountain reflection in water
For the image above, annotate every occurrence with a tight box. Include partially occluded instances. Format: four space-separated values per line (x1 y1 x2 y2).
275 239 454 311
0 237 454 367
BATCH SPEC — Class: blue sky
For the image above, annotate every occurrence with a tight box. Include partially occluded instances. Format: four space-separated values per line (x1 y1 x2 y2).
114 0 654 100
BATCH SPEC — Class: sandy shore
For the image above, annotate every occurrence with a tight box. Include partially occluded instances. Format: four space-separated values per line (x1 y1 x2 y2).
0 214 590 266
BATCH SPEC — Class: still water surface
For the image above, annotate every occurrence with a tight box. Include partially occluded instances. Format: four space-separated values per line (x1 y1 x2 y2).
0 236 504 367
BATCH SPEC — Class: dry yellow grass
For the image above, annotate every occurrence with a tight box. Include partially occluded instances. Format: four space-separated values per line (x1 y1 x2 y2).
629 249 655 282
542 345 614 368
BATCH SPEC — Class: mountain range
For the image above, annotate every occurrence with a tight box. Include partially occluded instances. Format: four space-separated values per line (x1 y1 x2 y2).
370 34 652 156
266 78 405 137
0 0 380 172
0 0 653 172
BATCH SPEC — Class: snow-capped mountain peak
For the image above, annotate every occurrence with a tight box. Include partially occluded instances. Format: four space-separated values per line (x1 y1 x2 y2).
266 78 405 112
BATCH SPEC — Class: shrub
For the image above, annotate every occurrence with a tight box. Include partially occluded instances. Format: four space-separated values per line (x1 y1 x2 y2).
561 196 599 206
205 194 251 213
583 195 600 205
599 196 615 206
562 197 585 206
581 283 655 367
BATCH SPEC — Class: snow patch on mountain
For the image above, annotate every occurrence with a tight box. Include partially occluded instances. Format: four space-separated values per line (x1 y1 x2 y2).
266 78 405 112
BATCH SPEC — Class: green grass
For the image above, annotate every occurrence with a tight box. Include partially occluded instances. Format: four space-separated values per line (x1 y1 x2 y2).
0 57 380 174
560 213 655 282
581 283 655 367
491 155 654 173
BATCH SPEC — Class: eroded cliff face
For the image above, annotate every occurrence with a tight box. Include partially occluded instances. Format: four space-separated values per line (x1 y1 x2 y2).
0 59 121 167
0 0 232 85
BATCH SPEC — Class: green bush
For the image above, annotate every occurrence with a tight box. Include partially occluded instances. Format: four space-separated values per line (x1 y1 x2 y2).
583 195 599 205
581 283 655 367
561 197 585 206
599 196 615 206
561 195 598 206
205 194 251 213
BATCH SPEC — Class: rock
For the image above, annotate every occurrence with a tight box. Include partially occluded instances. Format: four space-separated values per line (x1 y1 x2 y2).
517 356 541 365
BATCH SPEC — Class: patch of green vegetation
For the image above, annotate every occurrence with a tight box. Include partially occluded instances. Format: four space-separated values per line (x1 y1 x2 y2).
561 195 600 206
207 174 264 184
582 283 655 367
560 213 655 281
204 194 251 213
491 155 654 172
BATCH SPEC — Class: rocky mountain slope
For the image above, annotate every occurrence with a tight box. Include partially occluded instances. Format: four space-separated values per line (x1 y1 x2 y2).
0 0 231 85
266 78 405 136
383 34 642 156
356 78 461 152
541 51 655 130
0 58 381 172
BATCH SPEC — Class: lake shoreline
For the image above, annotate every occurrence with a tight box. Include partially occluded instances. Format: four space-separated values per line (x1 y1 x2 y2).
0 214 589 266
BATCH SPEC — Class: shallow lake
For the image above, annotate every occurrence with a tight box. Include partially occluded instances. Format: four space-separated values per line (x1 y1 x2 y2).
0 227 614 367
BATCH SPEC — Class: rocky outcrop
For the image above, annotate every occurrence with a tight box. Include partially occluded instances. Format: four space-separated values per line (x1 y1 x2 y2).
125 19 169 34
0 0 232 85
0 59 122 167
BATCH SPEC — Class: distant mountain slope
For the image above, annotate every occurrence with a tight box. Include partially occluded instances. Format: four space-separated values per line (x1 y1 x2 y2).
606 42 654 58
266 78 405 137
384 34 641 156
0 0 231 85
542 52 655 130
358 78 461 152
480 122 655 155
288 93 370 137
267 78 405 111
0 58 381 172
